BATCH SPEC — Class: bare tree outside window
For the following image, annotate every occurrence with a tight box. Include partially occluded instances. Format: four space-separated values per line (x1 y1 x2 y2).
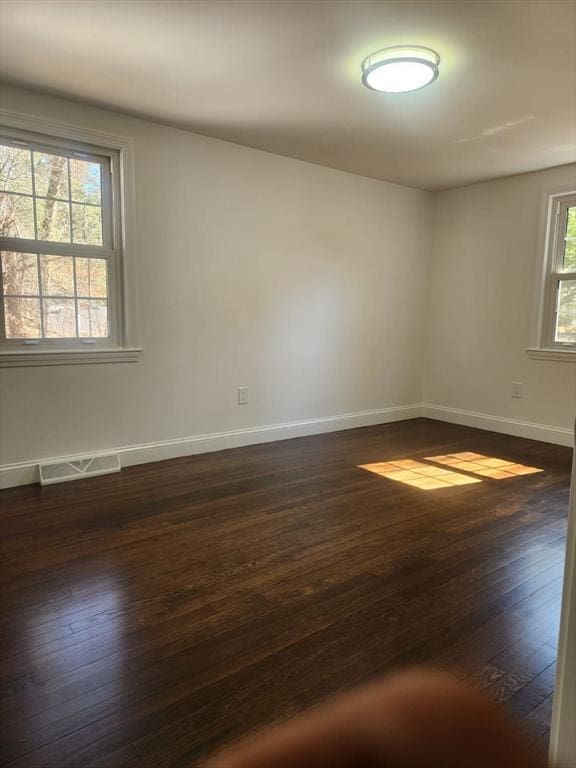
0 136 111 341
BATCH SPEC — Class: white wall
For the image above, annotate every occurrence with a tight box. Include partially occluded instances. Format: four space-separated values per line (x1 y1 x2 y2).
1 86 574 482
0 85 431 471
424 165 576 432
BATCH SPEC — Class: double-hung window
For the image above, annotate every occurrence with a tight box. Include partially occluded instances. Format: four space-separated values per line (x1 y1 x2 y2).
543 193 576 347
0 121 138 365
530 191 576 359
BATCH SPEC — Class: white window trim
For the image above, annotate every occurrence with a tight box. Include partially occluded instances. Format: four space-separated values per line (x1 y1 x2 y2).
0 109 140 367
527 184 576 362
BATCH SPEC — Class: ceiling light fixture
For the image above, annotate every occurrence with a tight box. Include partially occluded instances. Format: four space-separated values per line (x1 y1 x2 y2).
361 46 440 93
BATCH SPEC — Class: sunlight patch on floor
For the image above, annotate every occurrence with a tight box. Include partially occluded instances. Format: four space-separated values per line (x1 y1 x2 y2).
424 453 543 479
358 460 482 490
359 452 543 491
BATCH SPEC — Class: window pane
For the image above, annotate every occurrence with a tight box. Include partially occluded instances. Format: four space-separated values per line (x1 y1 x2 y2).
566 206 576 238
78 299 108 337
40 254 74 297
563 206 576 272
0 192 35 238
1 251 39 295
4 297 41 338
555 280 576 344
43 298 77 338
0 145 32 194
35 198 71 242
72 203 102 245
70 158 101 205
76 257 107 298
33 152 69 199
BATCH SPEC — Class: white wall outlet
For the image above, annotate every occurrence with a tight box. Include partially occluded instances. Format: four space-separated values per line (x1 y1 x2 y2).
512 382 524 399
238 387 248 405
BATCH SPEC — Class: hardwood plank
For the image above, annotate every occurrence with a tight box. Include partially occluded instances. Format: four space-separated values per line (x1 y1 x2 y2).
505 661 557 721
0 418 570 767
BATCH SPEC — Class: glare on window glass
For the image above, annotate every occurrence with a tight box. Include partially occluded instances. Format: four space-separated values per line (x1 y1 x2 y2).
564 206 576 272
555 280 576 344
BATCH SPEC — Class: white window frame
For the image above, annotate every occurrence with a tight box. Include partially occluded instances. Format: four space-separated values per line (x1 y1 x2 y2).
0 110 140 366
528 187 576 362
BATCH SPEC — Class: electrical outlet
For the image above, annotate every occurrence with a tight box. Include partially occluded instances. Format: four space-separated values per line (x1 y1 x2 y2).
238 387 248 405
512 382 524 399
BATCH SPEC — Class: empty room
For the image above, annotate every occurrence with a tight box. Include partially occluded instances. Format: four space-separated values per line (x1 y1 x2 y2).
0 0 575 766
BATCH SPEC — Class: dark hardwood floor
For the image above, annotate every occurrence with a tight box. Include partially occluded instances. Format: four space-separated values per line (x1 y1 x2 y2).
0 418 571 767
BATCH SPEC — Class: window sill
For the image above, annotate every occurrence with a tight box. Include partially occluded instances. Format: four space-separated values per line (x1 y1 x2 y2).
526 347 576 362
0 347 142 368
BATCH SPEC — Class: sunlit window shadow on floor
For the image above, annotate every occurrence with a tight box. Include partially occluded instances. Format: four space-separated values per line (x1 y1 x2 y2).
358 460 482 490
359 453 543 490
424 452 543 479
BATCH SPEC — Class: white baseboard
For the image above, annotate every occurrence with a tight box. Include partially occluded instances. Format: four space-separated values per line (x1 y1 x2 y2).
2 403 572 490
421 403 574 448
0 404 420 490
0 463 41 489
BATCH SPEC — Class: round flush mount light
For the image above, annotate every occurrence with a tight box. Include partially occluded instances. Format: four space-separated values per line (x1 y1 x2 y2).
361 46 440 93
